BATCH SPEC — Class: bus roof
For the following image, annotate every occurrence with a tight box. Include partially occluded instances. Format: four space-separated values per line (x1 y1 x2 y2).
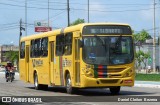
20 22 130 42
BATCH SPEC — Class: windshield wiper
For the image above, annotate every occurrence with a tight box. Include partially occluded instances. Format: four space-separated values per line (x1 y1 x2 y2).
115 34 122 46
114 35 123 54
94 35 108 64
94 35 107 50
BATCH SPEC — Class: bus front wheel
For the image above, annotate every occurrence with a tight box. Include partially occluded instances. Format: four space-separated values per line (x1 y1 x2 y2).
109 86 121 95
34 73 42 90
66 74 75 94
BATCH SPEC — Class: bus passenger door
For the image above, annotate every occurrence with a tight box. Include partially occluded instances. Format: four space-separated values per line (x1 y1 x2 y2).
75 38 80 85
49 41 54 84
25 46 29 82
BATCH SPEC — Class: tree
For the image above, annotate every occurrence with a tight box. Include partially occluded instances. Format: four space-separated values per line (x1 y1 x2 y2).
142 52 151 74
5 51 19 67
70 18 85 26
135 50 144 71
133 29 151 72
133 29 150 51
135 50 150 73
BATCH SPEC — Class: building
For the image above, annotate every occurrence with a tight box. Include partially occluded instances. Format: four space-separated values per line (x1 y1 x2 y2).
0 45 19 64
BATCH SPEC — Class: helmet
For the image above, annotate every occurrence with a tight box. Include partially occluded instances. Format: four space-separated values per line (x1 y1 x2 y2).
7 61 11 63
6 61 12 66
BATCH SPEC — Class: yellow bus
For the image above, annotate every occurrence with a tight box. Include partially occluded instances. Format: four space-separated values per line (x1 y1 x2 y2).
19 23 135 94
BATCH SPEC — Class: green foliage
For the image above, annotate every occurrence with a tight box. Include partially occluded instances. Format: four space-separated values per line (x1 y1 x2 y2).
5 51 19 64
133 29 151 70
135 50 150 70
136 73 160 81
70 18 85 26
133 29 151 47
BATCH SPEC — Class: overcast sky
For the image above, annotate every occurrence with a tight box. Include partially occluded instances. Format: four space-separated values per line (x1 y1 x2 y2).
0 0 160 45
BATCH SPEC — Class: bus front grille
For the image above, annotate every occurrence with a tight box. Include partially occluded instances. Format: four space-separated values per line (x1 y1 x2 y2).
93 65 125 78
100 79 118 84
107 68 125 73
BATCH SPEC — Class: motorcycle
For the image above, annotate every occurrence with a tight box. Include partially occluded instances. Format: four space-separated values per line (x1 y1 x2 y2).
6 69 15 82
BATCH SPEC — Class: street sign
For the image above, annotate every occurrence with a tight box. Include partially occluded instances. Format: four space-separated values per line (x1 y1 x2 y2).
34 21 52 32
35 27 52 32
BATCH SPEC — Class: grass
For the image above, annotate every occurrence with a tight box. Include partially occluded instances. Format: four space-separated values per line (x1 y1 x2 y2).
0 62 7 65
135 73 160 81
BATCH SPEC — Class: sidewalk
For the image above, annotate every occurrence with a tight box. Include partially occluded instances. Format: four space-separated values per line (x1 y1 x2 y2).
134 81 160 88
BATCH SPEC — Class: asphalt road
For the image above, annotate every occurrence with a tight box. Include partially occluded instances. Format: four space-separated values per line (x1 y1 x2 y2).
0 71 160 105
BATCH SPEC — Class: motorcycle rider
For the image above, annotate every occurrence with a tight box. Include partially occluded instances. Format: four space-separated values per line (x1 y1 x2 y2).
5 62 14 79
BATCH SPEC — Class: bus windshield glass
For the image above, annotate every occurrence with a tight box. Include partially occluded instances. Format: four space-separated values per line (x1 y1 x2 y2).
82 25 132 35
82 36 134 65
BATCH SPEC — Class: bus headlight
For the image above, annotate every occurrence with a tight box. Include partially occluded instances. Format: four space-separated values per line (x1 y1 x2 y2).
86 71 94 77
124 69 133 77
82 65 94 77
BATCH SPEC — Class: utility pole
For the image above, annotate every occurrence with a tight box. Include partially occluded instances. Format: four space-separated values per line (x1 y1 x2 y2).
25 0 27 36
19 19 25 46
153 0 156 73
48 0 50 31
67 0 70 26
88 0 89 23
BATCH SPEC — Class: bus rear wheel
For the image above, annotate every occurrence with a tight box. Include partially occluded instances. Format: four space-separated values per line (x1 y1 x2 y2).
109 86 121 95
34 73 42 90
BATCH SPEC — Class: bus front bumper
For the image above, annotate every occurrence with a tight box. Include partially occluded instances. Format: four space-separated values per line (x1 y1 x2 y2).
80 75 134 88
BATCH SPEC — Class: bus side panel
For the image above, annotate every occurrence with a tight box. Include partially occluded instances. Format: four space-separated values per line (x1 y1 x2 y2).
54 56 62 85
48 39 55 85
20 41 30 82
19 59 26 81
40 57 50 84
30 57 50 85
73 36 81 87
63 56 74 86
28 58 33 84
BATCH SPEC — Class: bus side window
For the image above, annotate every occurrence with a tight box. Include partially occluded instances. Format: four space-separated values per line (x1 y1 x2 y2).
56 34 65 56
30 40 35 58
34 39 41 57
41 37 48 57
64 33 73 55
20 42 25 58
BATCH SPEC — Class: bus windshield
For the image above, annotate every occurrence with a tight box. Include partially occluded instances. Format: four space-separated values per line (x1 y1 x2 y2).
82 36 134 65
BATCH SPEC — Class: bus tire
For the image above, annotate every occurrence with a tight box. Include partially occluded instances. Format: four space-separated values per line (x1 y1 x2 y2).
34 73 42 90
109 86 120 95
66 73 75 94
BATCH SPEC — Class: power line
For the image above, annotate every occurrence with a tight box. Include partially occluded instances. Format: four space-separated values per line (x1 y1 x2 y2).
135 27 159 33
71 7 160 12
26 0 151 6
0 24 19 28
0 26 19 31
22 10 66 26
0 2 158 13
1 1 159 12
0 22 18 26
0 2 66 10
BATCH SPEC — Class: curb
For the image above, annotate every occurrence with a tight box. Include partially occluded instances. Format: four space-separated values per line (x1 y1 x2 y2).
134 81 160 88
134 84 160 88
